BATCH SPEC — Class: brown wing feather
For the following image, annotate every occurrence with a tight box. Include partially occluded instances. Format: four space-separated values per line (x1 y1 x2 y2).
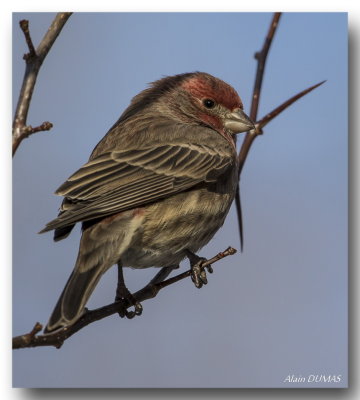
40 135 233 234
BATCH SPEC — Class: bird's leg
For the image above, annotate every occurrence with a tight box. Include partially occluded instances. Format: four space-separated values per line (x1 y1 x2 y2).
115 263 143 319
185 249 213 289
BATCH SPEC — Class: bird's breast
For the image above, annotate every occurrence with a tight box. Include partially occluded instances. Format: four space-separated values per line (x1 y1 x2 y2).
121 166 238 268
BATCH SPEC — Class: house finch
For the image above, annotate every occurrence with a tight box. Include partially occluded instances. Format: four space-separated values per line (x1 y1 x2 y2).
40 72 254 332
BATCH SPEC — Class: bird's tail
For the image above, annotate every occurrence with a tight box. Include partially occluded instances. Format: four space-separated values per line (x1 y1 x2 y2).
44 210 137 333
44 263 105 333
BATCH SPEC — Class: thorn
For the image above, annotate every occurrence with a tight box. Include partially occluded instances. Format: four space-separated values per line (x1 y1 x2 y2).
257 80 326 129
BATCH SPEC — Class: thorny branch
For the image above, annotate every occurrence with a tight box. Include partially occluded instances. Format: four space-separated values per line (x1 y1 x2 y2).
234 12 282 251
12 12 72 156
235 12 324 249
13 12 325 349
12 247 237 349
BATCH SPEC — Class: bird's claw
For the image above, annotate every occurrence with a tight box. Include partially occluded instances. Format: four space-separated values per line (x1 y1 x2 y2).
121 302 143 319
191 261 207 288
115 291 143 319
187 253 213 289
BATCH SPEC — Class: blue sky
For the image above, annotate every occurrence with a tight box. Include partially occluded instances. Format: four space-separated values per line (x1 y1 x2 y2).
12 12 347 388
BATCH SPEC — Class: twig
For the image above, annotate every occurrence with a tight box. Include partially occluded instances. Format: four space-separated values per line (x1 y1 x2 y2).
19 121 54 138
12 13 72 156
235 13 281 251
239 80 326 174
12 247 237 349
256 80 326 131
19 20 36 60
12 322 43 349
235 12 325 250
234 186 244 251
155 247 236 290
249 12 282 123
238 12 282 173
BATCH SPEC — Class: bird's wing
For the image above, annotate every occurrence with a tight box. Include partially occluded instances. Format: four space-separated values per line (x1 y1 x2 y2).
40 141 233 232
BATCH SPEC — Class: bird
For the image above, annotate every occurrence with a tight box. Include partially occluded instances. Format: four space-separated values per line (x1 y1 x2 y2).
40 72 254 332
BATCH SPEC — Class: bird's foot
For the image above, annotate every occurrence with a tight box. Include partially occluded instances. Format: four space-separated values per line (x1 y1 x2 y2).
116 263 143 319
115 286 143 319
185 250 213 289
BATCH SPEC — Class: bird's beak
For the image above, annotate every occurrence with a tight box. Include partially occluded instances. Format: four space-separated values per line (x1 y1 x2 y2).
224 109 255 134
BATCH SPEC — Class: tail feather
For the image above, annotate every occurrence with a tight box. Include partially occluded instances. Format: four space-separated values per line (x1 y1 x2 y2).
44 208 138 333
44 263 104 333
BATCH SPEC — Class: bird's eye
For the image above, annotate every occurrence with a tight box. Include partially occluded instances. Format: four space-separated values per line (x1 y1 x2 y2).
203 99 215 109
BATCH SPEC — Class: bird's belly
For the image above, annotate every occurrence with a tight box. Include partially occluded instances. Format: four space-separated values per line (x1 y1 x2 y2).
121 186 234 268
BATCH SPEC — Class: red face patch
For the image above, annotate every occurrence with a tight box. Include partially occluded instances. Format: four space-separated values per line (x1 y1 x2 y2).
199 112 223 131
182 75 243 111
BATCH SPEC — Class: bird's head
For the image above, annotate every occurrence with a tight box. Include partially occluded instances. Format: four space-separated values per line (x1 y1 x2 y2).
180 72 254 134
118 72 254 147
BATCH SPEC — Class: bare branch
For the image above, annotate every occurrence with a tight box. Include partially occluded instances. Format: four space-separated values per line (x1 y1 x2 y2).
12 322 43 349
256 80 326 130
12 12 72 156
12 121 54 154
238 11 282 170
19 20 36 60
239 80 326 175
12 247 237 349
234 186 244 252
234 12 281 251
155 246 236 290
249 12 282 122
235 13 325 250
